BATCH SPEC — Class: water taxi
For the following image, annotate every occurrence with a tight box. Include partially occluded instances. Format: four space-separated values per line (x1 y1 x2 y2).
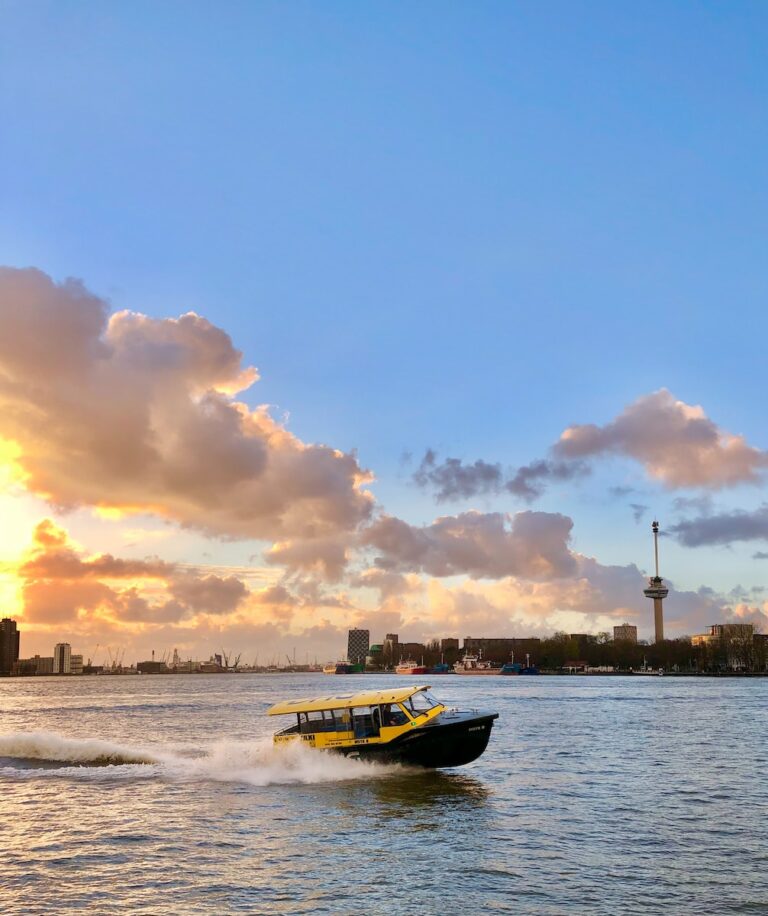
268 684 498 768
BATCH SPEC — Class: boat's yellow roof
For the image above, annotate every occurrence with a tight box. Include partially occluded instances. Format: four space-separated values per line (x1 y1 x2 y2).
267 684 432 716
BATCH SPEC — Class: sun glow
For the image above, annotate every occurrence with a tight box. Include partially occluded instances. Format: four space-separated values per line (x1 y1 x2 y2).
0 438 29 490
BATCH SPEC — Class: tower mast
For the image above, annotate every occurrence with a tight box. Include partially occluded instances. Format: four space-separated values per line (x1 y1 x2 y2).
643 520 668 643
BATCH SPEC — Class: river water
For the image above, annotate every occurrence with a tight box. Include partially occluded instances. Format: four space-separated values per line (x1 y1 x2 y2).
0 673 766 914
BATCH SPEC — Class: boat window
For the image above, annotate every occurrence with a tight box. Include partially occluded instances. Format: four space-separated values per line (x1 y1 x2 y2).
329 708 352 732
299 710 339 734
405 691 439 716
351 706 380 738
379 703 408 727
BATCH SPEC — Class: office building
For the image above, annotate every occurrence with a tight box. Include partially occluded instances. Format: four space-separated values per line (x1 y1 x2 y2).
397 642 426 660
347 629 370 664
70 654 83 676
382 634 399 663
53 642 72 674
613 624 638 643
0 618 20 676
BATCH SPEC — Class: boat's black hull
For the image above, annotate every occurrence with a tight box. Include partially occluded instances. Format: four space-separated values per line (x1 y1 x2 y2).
333 710 499 768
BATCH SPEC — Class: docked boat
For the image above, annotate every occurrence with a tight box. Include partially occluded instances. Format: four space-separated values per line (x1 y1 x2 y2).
395 659 429 675
500 653 539 676
429 662 451 674
453 653 498 675
268 684 498 768
323 661 363 674
500 662 522 675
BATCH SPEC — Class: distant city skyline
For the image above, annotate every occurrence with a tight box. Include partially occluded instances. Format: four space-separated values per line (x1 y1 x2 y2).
1 3 768 661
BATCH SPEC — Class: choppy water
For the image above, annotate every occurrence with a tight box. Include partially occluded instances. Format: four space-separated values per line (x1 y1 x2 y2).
1 674 767 915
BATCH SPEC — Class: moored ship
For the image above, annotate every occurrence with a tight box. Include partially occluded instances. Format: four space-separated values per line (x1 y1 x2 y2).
269 684 498 768
453 653 498 675
500 653 540 676
323 661 363 674
395 659 429 675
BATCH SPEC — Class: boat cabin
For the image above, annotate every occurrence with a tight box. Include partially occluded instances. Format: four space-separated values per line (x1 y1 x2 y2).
268 685 444 748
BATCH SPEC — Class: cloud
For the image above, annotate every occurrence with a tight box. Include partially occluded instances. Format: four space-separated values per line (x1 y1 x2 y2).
169 574 247 615
0 267 373 547
413 450 503 501
415 555 726 640
505 459 589 501
726 602 768 633
362 510 578 580
629 503 648 524
20 521 173 581
753 552 768 560
350 568 424 601
670 505 768 547
252 584 298 606
554 389 767 489
413 450 587 503
671 495 714 515
265 535 349 581
17 518 249 625
19 520 177 624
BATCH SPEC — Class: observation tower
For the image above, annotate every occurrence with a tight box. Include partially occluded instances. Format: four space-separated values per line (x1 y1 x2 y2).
643 520 668 643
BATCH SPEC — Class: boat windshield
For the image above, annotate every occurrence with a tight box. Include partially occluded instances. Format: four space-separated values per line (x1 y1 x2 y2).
403 690 440 717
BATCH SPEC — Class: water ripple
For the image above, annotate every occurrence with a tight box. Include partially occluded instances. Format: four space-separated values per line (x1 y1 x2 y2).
2 674 768 914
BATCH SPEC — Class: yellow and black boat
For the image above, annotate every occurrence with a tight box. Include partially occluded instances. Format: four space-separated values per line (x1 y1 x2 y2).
268 684 498 768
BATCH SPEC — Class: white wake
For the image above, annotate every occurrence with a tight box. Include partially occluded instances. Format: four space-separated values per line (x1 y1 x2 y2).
0 731 402 785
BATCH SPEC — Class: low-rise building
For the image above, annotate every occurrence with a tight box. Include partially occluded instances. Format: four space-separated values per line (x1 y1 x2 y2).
13 655 54 676
691 623 754 646
137 660 168 674
692 623 757 669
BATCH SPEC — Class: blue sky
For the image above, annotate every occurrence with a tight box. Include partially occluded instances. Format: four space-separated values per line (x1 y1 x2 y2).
1 1 767 655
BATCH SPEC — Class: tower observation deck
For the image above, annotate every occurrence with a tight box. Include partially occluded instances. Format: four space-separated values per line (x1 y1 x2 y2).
643 520 668 642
